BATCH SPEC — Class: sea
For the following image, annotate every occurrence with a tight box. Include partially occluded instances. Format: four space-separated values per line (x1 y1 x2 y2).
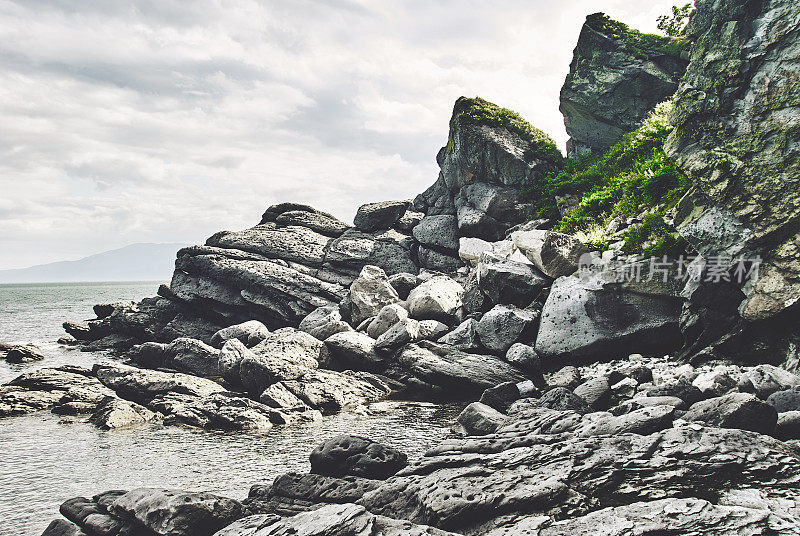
0 282 460 536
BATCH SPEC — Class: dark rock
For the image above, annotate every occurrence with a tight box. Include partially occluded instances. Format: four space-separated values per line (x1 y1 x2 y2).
578 405 676 437
353 201 409 232
41 519 87 536
775 411 800 441
310 434 408 480
0 343 45 363
94 364 224 405
534 387 590 414
647 382 704 406
455 402 507 436
387 272 418 300
767 390 800 413
476 257 549 307
163 338 219 377
275 210 350 237
416 247 462 273
478 382 523 413
684 393 778 435
436 319 480 351
548 365 581 390
505 344 545 387
476 305 538 354
573 375 611 411
1 367 114 417
413 215 459 252
88 396 158 430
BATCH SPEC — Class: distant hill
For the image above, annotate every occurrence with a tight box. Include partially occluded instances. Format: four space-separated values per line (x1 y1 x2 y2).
0 243 189 283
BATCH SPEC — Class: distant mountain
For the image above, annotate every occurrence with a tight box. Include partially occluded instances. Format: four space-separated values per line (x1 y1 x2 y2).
0 243 189 283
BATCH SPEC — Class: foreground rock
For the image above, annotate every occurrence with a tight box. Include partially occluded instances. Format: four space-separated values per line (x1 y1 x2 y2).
0 367 115 417
310 434 408 480
0 342 46 363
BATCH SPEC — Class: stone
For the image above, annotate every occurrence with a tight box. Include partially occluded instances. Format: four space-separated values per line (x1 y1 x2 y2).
395 210 424 232
41 519 87 536
647 382 704 406
684 393 777 435
767 390 800 413
476 305 538 354
217 339 252 385
0 343 45 363
692 366 743 398
458 237 494 266
94 364 225 405
88 397 158 430
406 276 464 322
274 210 350 237
612 396 686 416
366 304 409 339
745 365 800 400
412 215 459 252
1 367 115 417
416 247 462 273
281 370 391 413
455 182 534 241
505 344 545 386
324 331 384 371
455 402 507 436
310 434 408 480
108 488 243 536
573 375 611 411
436 319 480 351
375 318 421 350
163 338 219 377
476 257 549 307
129 342 168 368
511 230 588 279
560 13 687 156
548 365 581 390
387 273 418 300
240 329 324 395
417 320 449 341
534 387 590 414
353 201 408 232
299 305 352 341
210 321 270 349
478 382 528 413
775 411 800 441
258 382 307 410
577 405 676 437
348 265 400 326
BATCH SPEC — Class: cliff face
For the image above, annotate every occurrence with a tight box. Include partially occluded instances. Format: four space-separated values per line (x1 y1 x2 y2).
560 13 688 158
666 0 800 323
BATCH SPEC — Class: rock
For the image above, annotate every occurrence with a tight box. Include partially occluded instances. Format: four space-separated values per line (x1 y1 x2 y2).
387 273 418 300
478 382 524 412
274 210 350 237
212 514 280 536
406 276 464 322
163 338 219 377
476 305 538 354
310 434 408 479
458 237 494 266
535 263 683 361
94 364 225 405
412 215 459 252
393 343 526 397
325 228 418 278
534 387 590 414
1 367 115 417
745 365 800 400
375 318 421 350
612 396 686 416
455 402 507 436
348 265 401 326
258 382 308 410
505 344 545 386
0 343 45 363
666 0 800 321
299 305 352 341
573 375 611 411
476 257 548 307
684 393 777 435
210 321 270 349
395 210 424 232
548 365 581 390
647 382 704 406
239 329 324 395
692 365 742 397
88 397 158 430
767 390 800 413
455 182 535 241
281 370 391 413
436 319 480 351
416 247 462 273
324 331 384 371
577 405 675 437
41 519 87 536
560 13 687 156
108 488 243 536
129 342 168 368
417 320 448 341
260 201 321 223
775 411 800 441
366 304 409 339
218 339 252 385
353 201 408 232
511 230 588 279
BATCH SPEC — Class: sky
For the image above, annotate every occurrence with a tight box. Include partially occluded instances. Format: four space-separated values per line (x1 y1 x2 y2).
0 0 676 269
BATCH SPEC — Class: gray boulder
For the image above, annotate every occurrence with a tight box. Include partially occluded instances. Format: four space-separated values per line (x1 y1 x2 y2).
745 365 800 400
437 319 480 351
240 329 324 395
0 343 45 363
387 273 418 300
534 387 590 414
274 209 350 237
417 320 449 341
353 201 408 232
476 257 549 307
348 265 401 326
324 331 383 371
548 365 582 390
767 390 800 413
163 338 219 377
455 402 507 436
505 344 545 386
406 276 463 322
210 320 270 349
775 411 800 441
511 229 588 279
573 375 611 411
88 397 158 430
412 215 459 252
299 306 352 341
366 304 409 339
577 405 676 437
94 364 225 405
310 434 408 479
416 247 462 273
375 318 420 350
218 339 252 385
476 305 538 354
684 392 777 435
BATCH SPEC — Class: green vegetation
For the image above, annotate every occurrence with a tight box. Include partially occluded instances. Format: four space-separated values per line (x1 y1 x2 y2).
450 97 564 164
586 12 688 59
657 3 693 37
520 101 691 257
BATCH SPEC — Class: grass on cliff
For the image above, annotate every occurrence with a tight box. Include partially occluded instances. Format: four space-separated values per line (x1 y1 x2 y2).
586 12 688 59
449 97 564 164
520 101 691 257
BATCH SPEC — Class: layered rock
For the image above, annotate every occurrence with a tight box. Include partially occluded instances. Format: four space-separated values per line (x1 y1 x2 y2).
561 12 688 157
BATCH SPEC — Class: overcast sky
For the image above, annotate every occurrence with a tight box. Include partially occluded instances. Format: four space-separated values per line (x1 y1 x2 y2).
0 0 675 269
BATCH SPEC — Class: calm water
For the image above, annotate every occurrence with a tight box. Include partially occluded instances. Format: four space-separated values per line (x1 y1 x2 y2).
0 283 460 536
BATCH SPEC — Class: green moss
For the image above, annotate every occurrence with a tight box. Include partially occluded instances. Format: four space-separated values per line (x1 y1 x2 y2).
520 101 692 257
586 12 689 59
451 97 564 164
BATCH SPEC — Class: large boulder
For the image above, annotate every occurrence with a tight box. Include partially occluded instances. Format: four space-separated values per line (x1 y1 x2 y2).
455 401 507 436
347 266 401 326
299 305 352 341
406 276 464 322
310 434 408 480
324 331 384 371
239 329 324 395
210 320 270 348
1 367 115 417
560 12 688 157
353 201 408 232
476 256 549 308
163 338 219 377
684 392 778 435
93 364 225 405
511 230 588 279
476 305 538 354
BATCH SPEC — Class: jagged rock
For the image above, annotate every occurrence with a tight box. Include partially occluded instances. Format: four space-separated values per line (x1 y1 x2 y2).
437 319 480 351
353 201 408 232
577 405 675 437
407 276 464 322
0 343 45 363
458 237 494 266
647 382 704 406
479 382 523 412
210 321 270 349
505 344 545 385
767 390 800 413
239 329 324 395
533 387 590 414
1 367 114 417
396 210 424 232
41 519 87 536
274 210 350 237
366 304 409 339
325 229 418 278
94 364 225 405
299 306 352 341
260 202 320 223
456 402 507 436
418 320 449 341
348 266 401 326
476 257 548 307
666 0 800 322
548 366 581 390
745 365 800 400
310 434 408 479
163 338 219 377
535 262 683 361
612 395 685 416
258 382 307 410
417 247 463 273
387 273 418 300
476 305 538 354
88 397 158 430
684 393 777 435
218 339 252 385
324 331 384 371
455 183 535 242
776 411 800 441
511 230 588 279
692 365 742 397
374 318 420 350
281 370 391 413
107 488 243 536
413 215 459 252
573 376 611 411
560 13 688 156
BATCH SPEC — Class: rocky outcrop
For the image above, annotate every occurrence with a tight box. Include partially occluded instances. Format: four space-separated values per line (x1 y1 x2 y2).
561 12 688 157
0 342 45 363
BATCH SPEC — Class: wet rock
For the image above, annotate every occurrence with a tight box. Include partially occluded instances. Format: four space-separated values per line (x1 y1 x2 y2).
684 393 777 435
94 364 225 405
0 343 45 363
1 367 115 417
476 305 538 354
88 396 158 430
407 276 464 322
456 402 507 436
366 304 409 339
353 201 409 232
310 434 408 480
210 321 270 349
348 266 401 326
281 370 391 413
299 305 352 341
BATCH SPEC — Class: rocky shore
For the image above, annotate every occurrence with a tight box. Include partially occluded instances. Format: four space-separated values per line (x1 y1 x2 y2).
5 0 800 534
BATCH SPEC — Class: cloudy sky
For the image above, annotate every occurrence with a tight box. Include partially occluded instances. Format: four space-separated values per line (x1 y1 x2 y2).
0 0 675 269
